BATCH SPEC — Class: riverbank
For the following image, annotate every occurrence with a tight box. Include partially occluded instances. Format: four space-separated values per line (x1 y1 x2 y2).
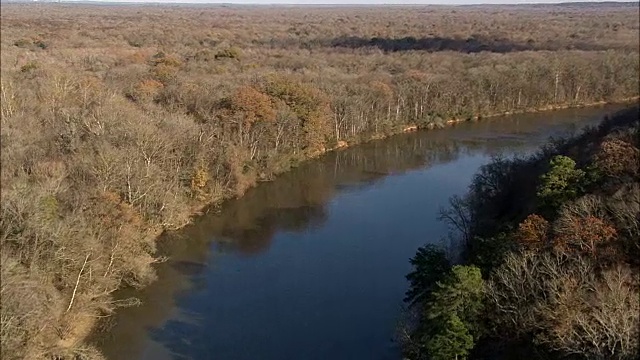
185 98 639 224
402 105 640 359
328 97 640 150
17 95 629 360
83 99 637 358
3 5 639 358
94 103 635 360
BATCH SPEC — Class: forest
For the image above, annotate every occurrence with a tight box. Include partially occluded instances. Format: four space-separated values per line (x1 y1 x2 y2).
403 106 640 359
0 3 638 359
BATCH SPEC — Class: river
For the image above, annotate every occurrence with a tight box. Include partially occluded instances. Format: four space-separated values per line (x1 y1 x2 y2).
93 105 626 360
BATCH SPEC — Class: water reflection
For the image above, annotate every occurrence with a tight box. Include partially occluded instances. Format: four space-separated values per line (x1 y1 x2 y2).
93 105 625 360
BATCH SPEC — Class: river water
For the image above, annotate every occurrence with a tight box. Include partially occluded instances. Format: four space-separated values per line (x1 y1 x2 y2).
94 105 626 360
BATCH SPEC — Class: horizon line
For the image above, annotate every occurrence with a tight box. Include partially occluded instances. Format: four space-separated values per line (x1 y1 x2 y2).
4 0 638 4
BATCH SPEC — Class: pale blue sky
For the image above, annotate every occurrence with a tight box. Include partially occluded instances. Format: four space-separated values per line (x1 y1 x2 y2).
59 0 636 4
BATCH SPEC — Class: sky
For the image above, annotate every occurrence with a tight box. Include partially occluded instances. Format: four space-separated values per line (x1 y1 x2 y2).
44 0 636 4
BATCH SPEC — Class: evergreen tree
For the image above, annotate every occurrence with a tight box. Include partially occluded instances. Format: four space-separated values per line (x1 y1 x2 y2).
426 314 475 360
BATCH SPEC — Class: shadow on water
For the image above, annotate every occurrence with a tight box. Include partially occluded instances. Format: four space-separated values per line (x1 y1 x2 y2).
91 104 626 360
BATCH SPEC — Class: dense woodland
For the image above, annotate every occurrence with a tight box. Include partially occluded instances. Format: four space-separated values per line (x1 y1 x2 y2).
403 106 640 359
1 3 638 359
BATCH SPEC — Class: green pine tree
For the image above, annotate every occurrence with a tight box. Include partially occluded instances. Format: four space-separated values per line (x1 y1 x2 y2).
537 155 585 209
426 314 474 360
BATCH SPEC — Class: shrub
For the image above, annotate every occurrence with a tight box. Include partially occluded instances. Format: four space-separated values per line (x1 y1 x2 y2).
1 256 59 360
20 61 38 73
125 35 145 48
128 79 164 103
33 39 48 50
151 64 178 84
13 37 47 50
125 50 153 65
13 38 31 48
151 52 182 68
215 46 242 60
190 165 210 200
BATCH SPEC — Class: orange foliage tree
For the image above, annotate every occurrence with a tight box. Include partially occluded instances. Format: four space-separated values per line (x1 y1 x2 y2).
264 77 331 155
227 86 277 126
554 215 617 255
515 214 550 251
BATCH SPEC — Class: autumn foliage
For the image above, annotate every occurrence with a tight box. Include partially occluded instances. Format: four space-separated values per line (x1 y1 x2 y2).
554 215 617 255
224 86 277 126
1 3 638 359
414 107 640 359
515 214 550 250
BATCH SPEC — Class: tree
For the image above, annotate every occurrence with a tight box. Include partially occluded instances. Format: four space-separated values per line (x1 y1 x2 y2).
403 265 485 360
537 155 585 210
515 214 549 251
225 86 276 126
595 139 640 179
428 265 485 332
217 86 277 162
407 265 486 360
553 214 617 256
426 314 475 360
467 233 516 275
488 252 639 359
264 77 331 155
405 244 451 306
